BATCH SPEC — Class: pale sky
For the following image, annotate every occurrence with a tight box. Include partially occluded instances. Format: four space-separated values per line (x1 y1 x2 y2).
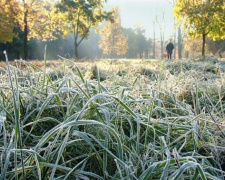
105 0 175 40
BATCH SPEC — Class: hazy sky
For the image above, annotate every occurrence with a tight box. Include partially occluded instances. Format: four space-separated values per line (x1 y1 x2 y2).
105 0 175 40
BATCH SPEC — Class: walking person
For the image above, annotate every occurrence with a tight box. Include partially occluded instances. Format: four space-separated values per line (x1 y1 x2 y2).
166 39 174 60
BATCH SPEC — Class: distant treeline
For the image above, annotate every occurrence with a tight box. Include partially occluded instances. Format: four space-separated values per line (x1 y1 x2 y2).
0 27 155 61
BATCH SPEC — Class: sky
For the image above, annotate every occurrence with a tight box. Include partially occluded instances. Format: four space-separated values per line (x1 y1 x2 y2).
105 0 175 40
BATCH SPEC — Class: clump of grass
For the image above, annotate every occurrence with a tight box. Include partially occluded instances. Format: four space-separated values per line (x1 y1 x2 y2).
137 67 161 81
165 59 224 76
117 69 127 76
84 64 107 81
47 69 64 81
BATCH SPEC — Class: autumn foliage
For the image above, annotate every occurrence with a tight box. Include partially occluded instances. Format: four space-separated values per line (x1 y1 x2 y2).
174 0 225 57
99 7 128 58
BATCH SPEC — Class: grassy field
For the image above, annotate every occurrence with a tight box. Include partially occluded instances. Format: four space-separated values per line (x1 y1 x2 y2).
1 57 225 179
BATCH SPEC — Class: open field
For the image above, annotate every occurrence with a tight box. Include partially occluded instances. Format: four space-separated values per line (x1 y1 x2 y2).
1 58 225 179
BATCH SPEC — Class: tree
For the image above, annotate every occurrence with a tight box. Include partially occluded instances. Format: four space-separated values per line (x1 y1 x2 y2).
19 0 61 60
171 0 183 59
152 20 156 59
55 0 113 59
134 24 147 59
123 26 149 59
123 28 137 58
174 0 225 57
0 0 63 60
156 14 165 59
0 0 62 60
0 27 24 60
177 26 182 59
183 37 203 58
145 38 152 59
98 7 128 58
0 0 20 43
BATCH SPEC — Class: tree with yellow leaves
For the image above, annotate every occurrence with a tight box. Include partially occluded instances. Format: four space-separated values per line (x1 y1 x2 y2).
20 0 62 60
173 0 225 57
0 0 61 60
0 0 20 43
99 7 128 58
54 0 114 59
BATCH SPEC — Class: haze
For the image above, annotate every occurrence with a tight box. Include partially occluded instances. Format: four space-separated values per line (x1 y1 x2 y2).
106 0 175 40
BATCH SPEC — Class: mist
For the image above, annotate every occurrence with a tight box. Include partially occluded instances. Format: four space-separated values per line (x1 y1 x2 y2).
0 0 224 60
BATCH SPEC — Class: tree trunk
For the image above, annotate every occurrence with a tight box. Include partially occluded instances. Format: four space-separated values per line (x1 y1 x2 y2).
74 42 78 59
185 51 189 58
146 48 149 59
153 31 155 59
74 13 79 59
178 27 182 59
139 50 142 59
160 13 165 59
160 23 164 59
202 33 206 57
173 26 176 59
160 36 164 59
24 8 28 60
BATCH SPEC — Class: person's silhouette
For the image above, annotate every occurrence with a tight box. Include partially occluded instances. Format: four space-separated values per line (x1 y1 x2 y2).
166 39 174 60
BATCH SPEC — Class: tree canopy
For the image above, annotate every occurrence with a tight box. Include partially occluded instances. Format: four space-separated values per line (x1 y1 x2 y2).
98 7 128 58
0 0 113 60
0 0 20 43
173 0 225 57
55 0 114 58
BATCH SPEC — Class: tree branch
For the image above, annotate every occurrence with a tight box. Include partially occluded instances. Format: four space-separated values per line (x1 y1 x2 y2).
77 25 91 46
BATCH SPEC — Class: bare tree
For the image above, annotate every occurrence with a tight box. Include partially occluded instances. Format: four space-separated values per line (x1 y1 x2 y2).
152 18 156 59
172 0 183 59
156 13 165 59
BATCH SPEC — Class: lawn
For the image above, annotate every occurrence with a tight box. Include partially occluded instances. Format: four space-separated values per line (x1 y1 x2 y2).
0 58 225 179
